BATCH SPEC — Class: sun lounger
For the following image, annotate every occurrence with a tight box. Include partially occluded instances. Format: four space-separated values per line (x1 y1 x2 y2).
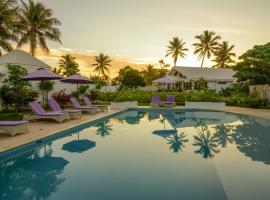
160 95 176 108
70 97 97 114
82 96 108 111
23 101 70 123
151 96 161 108
0 121 28 136
48 99 82 119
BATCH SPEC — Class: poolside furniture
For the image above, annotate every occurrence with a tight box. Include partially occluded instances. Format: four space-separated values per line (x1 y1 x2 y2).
151 96 161 108
0 121 29 136
24 101 70 123
160 95 176 108
48 99 82 119
69 97 97 114
82 96 108 111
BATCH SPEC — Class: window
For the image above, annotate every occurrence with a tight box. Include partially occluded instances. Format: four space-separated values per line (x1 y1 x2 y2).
218 81 227 84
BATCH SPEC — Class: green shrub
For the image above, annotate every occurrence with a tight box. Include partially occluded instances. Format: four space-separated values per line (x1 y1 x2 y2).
225 94 262 108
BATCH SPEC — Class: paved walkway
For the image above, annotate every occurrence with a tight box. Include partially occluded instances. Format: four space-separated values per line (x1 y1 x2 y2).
0 106 269 153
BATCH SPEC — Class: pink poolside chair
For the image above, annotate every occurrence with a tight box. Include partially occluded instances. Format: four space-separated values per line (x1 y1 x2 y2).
48 99 82 119
23 101 70 123
151 96 161 108
70 97 97 114
82 96 108 111
160 95 176 107
0 121 28 136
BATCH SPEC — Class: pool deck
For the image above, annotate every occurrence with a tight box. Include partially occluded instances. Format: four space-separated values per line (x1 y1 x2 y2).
0 106 269 153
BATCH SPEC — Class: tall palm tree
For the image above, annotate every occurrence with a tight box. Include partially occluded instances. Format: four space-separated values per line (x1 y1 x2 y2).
141 64 158 85
0 0 18 55
58 54 79 77
212 41 236 68
193 30 221 68
17 0 61 56
166 37 188 66
91 53 112 80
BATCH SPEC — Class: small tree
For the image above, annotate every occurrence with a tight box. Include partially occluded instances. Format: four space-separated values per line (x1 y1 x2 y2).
1 64 37 113
120 68 145 89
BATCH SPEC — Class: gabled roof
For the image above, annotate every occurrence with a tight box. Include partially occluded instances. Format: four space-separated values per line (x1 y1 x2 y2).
0 50 50 69
168 66 236 81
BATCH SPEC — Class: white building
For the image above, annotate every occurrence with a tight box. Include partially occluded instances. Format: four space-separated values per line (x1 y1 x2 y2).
166 66 236 92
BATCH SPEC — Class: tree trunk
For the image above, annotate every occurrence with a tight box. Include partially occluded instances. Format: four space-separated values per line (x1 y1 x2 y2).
201 55 205 68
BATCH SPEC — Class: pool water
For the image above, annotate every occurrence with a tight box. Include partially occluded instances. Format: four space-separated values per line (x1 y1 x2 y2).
0 109 270 200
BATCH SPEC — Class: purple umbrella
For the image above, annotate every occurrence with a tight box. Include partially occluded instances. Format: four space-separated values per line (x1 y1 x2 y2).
21 68 63 104
60 74 93 90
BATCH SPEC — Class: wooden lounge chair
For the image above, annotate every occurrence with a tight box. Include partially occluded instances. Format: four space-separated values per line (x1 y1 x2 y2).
23 101 70 123
160 95 176 108
82 96 108 111
69 97 97 114
0 121 28 136
150 96 161 108
48 99 82 119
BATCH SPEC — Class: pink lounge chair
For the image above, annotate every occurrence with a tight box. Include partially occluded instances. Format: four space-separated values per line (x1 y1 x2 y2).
82 96 108 111
151 96 161 108
23 101 70 123
0 121 28 136
69 97 97 114
48 99 82 119
160 95 176 107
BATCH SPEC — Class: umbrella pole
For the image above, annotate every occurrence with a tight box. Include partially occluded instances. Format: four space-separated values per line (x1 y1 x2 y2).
41 80 45 106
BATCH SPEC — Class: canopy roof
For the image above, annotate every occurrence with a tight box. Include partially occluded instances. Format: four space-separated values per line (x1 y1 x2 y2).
152 76 176 84
167 66 235 81
0 50 50 69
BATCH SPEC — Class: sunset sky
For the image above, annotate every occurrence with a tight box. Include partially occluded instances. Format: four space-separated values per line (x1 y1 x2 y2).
35 0 270 76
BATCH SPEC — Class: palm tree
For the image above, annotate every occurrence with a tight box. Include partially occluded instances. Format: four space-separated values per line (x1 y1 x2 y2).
212 41 236 68
141 64 158 85
193 30 221 68
58 54 79 77
167 132 189 153
166 37 188 66
17 0 61 56
91 53 112 80
0 0 18 55
51 67 62 75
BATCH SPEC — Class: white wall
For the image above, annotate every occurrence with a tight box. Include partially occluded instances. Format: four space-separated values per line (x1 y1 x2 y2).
207 81 234 92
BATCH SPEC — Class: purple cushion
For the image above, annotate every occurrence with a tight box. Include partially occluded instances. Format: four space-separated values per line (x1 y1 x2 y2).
0 121 28 126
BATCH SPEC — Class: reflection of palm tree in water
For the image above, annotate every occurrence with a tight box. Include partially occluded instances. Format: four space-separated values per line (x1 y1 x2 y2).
214 124 234 147
167 131 188 153
193 119 220 159
96 121 113 138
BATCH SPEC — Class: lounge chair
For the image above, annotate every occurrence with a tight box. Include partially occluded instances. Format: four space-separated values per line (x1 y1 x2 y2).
48 99 82 119
160 95 176 108
23 101 70 123
0 121 28 136
69 97 97 114
82 96 108 111
151 96 161 108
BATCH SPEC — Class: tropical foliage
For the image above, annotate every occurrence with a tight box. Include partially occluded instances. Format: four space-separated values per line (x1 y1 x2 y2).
212 41 236 68
141 65 159 85
234 42 270 85
17 0 61 56
0 64 37 112
91 53 112 80
166 37 188 66
193 30 221 67
0 0 18 55
58 54 79 76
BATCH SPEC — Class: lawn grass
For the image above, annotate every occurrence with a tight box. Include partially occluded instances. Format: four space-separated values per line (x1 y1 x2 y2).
0 112 26 121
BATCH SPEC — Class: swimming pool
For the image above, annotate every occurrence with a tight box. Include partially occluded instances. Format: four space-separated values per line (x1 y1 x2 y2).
0 109 270 200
